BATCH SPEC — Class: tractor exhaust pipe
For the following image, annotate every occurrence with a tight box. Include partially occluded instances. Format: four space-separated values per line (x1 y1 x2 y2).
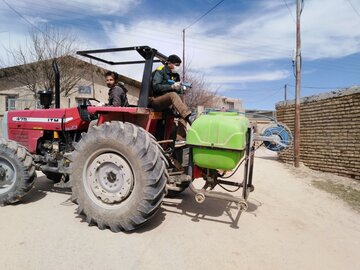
52 59 60 108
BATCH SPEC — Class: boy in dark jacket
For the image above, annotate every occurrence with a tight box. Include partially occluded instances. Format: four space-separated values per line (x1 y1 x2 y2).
105 71 129 107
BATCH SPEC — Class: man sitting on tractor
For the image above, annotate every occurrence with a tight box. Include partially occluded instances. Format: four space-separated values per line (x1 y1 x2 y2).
149 54 192 125
105 71 129 107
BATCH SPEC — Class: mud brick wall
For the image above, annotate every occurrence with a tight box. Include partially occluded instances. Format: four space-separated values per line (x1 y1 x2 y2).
276 88 360 180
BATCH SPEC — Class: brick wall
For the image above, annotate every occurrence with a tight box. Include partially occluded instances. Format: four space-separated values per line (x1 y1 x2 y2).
276 87 360 180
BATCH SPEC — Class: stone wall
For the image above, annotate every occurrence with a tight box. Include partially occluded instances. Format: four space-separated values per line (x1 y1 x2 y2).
276 87 360 180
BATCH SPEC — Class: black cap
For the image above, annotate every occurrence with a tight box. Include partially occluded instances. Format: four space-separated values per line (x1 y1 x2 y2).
167 54 182 64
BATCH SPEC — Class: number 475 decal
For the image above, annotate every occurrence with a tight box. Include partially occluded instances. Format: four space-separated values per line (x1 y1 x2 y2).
12 117 73 123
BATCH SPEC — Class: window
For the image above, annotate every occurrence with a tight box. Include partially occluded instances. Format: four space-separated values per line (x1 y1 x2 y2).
5 96 17 111
227 102 234 110
78 85 92 94
76 98 91 106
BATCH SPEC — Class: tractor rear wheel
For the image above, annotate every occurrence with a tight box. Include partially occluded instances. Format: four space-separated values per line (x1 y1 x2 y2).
0 139 36 205
70 122 168 232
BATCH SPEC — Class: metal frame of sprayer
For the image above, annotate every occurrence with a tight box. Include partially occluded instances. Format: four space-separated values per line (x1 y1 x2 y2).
185 109 293 211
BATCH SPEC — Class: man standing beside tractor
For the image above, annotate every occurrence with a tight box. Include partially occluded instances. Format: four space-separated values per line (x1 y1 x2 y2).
149 54 192 125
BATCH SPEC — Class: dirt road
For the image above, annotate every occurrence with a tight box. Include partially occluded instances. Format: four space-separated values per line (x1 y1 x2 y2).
0 149 359 270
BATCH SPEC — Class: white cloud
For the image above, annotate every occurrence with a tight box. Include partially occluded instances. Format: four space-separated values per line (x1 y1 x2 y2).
97 20 182 80
76 0 141 15
24 16 48 25
100 0 360 86
209 70 290 84
104 0 360 67
2 0 360 88
300 0 360 59
100 18 291 83
0 0 140 16
228 0 360 60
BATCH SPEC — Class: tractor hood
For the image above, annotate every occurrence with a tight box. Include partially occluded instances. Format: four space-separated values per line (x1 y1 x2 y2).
5 107 89 153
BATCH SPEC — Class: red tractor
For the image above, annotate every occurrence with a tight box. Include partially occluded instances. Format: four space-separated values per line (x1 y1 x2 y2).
0 46 291 232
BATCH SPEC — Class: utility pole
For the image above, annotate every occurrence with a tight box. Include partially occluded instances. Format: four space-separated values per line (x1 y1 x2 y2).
284 84 287 105
182 29 186 82
294 0 302 168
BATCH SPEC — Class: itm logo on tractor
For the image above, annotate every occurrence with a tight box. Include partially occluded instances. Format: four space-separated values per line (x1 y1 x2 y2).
12 117 73 123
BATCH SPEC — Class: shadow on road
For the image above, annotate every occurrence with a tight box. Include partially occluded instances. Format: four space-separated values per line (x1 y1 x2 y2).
13 176 262 233
161 190 259 229
128 208 167 234
17 176 71 205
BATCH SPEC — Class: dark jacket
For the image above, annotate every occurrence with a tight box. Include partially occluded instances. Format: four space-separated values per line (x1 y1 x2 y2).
108 84 129 107
152 65 180 96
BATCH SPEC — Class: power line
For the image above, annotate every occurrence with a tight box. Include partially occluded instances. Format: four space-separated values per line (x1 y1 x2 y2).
286 84 354 89
36 0 297 60
7 1 360 72
3 1 294 57
2 0 61 42
5 0 360 76
1 0 72 52
182 0 225 80
184 0 225 30
346 0 360 18
1 0 48 37
282 0 295 23
3 1 186 47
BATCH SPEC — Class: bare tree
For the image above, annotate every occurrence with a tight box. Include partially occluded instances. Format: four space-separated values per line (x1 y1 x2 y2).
1 26 84 98
183 70 218 111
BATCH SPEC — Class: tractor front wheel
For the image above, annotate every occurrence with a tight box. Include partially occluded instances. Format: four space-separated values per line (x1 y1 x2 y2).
70 122 167 232
0 139 36 205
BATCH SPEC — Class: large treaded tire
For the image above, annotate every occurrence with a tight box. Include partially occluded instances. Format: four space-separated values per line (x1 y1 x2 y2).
0 139 36 205
69 122 168 232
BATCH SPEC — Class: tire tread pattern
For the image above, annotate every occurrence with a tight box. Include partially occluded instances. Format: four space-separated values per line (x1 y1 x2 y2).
0 139 36 205
70 122 168 232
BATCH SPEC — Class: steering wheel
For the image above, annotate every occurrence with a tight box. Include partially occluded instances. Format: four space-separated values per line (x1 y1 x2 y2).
81 98 102 106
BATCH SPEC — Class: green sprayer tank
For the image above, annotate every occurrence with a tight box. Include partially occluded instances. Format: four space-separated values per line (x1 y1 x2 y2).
186 111 250 170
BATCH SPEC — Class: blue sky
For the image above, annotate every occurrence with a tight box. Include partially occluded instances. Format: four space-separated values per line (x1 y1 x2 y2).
0 0 360 110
